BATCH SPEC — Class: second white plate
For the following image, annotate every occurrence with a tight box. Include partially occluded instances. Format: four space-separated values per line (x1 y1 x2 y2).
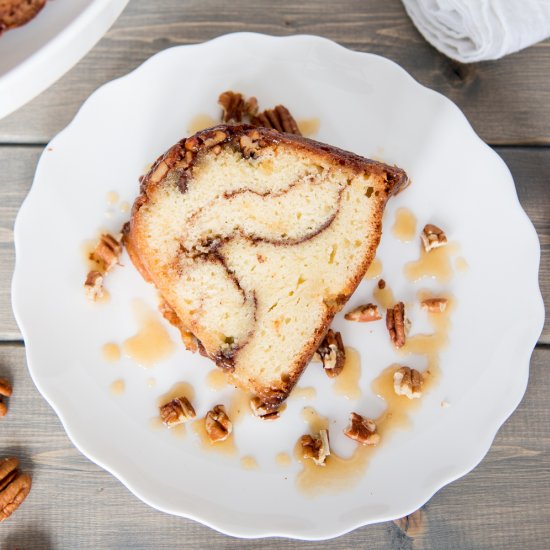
0 0 129 119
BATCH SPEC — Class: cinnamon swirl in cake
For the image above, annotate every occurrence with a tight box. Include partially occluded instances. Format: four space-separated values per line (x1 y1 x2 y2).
126 125 408 408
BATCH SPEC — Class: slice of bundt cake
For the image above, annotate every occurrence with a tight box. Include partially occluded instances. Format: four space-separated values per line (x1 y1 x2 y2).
0 0 46 34
126 125 408 408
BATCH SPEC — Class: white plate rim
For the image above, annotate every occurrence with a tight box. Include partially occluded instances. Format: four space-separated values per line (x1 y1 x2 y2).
11 32 545 540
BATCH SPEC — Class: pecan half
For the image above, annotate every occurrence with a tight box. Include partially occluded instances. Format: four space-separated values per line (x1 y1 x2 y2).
250 396 281 421
421 224 447 252
312 329 346 377
218 91 258 123
421 297 448 313
300 429 330 466
205 405 232 442
0 458 32 522
239 129 262 159
344 303 382 322
160 396 196 427
0 458 18 490
343 412 380 446
0 379 12 398
252 105 301 135
393 366 423 399
386 302 407 348
90 233 122 272
84 270 104 302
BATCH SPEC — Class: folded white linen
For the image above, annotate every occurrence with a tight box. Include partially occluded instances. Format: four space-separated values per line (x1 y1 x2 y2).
402 0 550 63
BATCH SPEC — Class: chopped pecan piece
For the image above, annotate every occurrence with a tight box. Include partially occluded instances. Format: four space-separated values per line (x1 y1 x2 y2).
239 129 262 159
202 129 227 148
218 91 258 123
205 405 232 442
252 105 301 135
386 302 407 348
312 329 346 377
90 233 122 272
378 279 386 290
343 412 380 446
84 270 104 302
250 396 281 421
344 303 382 322
0 458 32 522
159 300 199 352
184 135 201 152
0 403 6 417
149 159 170 183
393 366 423 399
300 429 330 466
160 396 196 427
180 150 194 171
421 297 448 313
421 224 447 252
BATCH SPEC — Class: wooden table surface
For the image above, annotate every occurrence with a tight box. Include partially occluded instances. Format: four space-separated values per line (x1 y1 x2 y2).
1 1 549 548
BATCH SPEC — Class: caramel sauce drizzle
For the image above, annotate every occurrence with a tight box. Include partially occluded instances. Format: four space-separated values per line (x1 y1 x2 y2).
191 418 238 456
187 114 218 135
364 257 382 280
295 290 453 496
405 243 459 283
156 382 195 408
297 118 320 137
455 256 469 273
332 347 361 400
240 456 258 470
102 343 120 362
109 379 125 395
373 281 396 309
295 407 373 496
206 369 228 391
276 452 292 466
392 208 417 242
289 386 317 401
123 301 175 368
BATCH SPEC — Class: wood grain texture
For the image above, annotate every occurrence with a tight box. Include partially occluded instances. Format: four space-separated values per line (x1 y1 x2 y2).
0 343 548 549
0 0 549 145
0 1 549 546
0 146 40 340
1 146 548 342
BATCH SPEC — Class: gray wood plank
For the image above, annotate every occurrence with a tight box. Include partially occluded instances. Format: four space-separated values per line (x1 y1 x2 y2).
0 0 549 145
1 146 548 342
0 343 548 549
0 146 41 340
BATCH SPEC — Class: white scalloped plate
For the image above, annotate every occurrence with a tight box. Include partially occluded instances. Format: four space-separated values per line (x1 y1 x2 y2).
0 0 129 119
12 34 544 539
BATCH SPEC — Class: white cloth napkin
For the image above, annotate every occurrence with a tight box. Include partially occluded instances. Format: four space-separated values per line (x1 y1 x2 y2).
402 0 550 63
